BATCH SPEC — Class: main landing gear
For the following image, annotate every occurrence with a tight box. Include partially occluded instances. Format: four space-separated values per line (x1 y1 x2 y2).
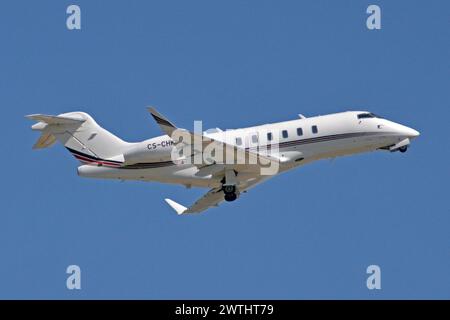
223 185 237 202
222 170 238 202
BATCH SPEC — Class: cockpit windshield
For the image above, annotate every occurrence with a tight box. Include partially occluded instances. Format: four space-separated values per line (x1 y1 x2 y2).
357 112 381 119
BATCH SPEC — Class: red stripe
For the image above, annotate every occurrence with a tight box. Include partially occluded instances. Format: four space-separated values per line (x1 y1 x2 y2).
73 154 95 163
74 154 122 166
73 154 121 168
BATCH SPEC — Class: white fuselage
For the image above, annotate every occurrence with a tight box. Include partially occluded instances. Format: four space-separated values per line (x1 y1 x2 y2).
77 111 419 188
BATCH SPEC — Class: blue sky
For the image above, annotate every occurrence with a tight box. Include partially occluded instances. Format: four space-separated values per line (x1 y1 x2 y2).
0 0 449 299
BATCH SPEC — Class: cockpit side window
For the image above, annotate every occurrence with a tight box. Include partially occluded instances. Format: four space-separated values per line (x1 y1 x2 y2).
357 113 381 119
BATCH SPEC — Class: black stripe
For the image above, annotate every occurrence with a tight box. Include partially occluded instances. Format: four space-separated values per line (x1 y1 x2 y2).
246 131 386 151
66 147 123 164
70 131 390 170
67 146 175 169
119 161 175 169
121 131 388 169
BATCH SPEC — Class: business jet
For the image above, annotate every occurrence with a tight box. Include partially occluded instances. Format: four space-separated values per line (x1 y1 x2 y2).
26 108 419 214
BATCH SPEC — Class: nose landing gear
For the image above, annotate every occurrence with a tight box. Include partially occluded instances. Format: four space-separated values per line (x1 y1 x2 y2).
399 145 408 153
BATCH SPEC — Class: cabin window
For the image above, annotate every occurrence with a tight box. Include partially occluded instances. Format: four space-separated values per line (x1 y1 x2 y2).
282 130 288 139
297 128 303 136
251 134 258 144
267 132 273 141
236 137 242 146
312 125 318 134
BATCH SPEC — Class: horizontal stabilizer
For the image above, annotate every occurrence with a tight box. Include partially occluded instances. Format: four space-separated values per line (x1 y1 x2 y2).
26 114 86 126
26 114 86 149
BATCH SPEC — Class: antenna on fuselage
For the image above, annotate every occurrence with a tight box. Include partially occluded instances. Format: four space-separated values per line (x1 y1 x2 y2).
298 114 307 119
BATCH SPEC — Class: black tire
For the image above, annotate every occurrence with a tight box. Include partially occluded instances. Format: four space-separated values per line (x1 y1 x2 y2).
399 146 408 153
224 193 237 202
223 185 236 194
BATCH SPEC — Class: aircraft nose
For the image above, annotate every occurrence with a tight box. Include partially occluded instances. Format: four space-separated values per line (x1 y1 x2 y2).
399 125 420 139
405 127 420 138
410 128 420 138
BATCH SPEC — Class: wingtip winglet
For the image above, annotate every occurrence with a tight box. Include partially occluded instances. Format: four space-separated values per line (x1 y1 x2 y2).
146 106 157 115
146 107 178 135
146 106 167 121
164 198 188 215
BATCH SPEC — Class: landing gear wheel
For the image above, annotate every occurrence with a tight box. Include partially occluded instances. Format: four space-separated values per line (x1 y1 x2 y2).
399 146 408 153
224 193 237 202
223 185 236 194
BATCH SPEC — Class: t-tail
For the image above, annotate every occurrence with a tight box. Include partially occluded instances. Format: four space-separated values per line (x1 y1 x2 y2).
26 112 129 167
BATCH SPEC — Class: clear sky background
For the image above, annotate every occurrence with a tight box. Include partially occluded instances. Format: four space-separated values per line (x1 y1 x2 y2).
0 1 448 299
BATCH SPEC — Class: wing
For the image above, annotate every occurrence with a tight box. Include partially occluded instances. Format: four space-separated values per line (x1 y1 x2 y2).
147 107 279 175
165 188 223 215
164 176 271 215
148 107 279 214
